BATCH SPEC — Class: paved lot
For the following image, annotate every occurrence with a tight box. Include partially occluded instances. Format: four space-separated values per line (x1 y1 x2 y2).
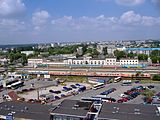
18 82 91 100
50 82 160 105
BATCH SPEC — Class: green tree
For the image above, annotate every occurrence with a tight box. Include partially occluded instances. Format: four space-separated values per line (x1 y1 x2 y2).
21 53 27 66
150 50 160 57
138 54 148 61
127 52 136 58
114 50 126 59
103 47 108 55
152 74 160 81
151 56 160 63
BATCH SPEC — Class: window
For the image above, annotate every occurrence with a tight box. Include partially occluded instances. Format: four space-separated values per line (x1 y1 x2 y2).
94 61 96 64
102 61 104 64
98 61 100 64
91 61 93 64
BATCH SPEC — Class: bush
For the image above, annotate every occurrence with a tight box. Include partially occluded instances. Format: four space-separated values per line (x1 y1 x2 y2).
152 74 160 81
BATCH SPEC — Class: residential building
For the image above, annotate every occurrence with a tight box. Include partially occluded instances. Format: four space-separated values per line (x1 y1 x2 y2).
21 51 34 56
107 45 116 55
125 48 160 56
77 46 83 55
28 59 43 67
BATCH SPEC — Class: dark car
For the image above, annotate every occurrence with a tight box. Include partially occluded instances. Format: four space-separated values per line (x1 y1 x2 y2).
22 89 28 92
147 85 154 89
70 85 77 89
135 80 140 83
55 96 60 100
49 90 54 93
61 94 66 97
75 83 81 87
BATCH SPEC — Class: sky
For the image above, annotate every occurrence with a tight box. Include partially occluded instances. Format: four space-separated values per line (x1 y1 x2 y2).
0 0 160 44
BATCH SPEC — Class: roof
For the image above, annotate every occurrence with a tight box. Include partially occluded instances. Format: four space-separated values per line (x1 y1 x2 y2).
0 101 53 120
51 99 92 118
90 58 105 60
8 91 20 101
97 102 160 120
126 48 160 51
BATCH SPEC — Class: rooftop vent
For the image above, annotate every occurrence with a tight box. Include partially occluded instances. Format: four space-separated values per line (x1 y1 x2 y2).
112 111 116 114
21 109 24 112
24 107 28 110
134 108 140 112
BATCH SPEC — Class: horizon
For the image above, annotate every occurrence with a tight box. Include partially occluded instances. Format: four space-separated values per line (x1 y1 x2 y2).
0 0 160 44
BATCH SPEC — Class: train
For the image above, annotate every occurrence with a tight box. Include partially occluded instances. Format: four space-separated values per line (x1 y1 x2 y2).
28 70 151 78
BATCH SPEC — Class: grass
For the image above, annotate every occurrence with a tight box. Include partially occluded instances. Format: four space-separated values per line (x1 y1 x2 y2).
51 75 88 83
132 79 160 84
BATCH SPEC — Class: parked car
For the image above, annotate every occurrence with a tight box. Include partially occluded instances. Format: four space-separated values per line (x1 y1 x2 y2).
61 94 66 98
147 85 154 89
55 96 60 100
70 85 77 89
75 83 81 87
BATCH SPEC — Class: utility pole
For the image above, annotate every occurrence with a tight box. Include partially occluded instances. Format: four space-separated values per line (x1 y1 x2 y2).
37 88 40 100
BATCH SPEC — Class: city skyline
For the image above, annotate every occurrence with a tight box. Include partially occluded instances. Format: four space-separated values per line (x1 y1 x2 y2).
0 0 160 44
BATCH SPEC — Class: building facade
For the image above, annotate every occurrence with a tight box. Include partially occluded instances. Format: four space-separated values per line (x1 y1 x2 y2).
64 57 139 66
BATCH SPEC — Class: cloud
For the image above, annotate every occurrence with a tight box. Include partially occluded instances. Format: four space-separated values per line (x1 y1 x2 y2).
120 11 141 25
120 11 160 26
116 0 145 6
0 0 26 16
32 10 50 30
0 18 26 32
51 11 160 31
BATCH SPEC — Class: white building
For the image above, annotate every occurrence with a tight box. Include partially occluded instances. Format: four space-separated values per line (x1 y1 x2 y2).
28 59 43 67
21 51 34 56
64 57 139 66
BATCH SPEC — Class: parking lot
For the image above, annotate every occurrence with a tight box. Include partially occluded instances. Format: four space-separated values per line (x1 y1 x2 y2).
50 82 160 105
18 81 91 101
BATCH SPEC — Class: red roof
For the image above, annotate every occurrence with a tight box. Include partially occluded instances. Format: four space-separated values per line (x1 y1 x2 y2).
8 91 20 101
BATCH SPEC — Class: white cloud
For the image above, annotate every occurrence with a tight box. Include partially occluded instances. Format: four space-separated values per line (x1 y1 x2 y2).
0 18 26 32
116 0 145 6
120 11 160 26
32 10 50 30
51 11 160 31
0 0 26 16
120 11 141 25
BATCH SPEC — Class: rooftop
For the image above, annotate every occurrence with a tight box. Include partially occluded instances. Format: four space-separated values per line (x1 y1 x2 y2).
51 99 92 118
0 101 53 120
126 48 160 51
97 102 160 120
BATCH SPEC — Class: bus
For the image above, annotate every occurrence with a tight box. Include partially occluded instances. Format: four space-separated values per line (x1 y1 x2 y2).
10 81 24 90
81 97 102 102
92 83 105 90
121 80 132 86
114 77 122 83
6 79 19 87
